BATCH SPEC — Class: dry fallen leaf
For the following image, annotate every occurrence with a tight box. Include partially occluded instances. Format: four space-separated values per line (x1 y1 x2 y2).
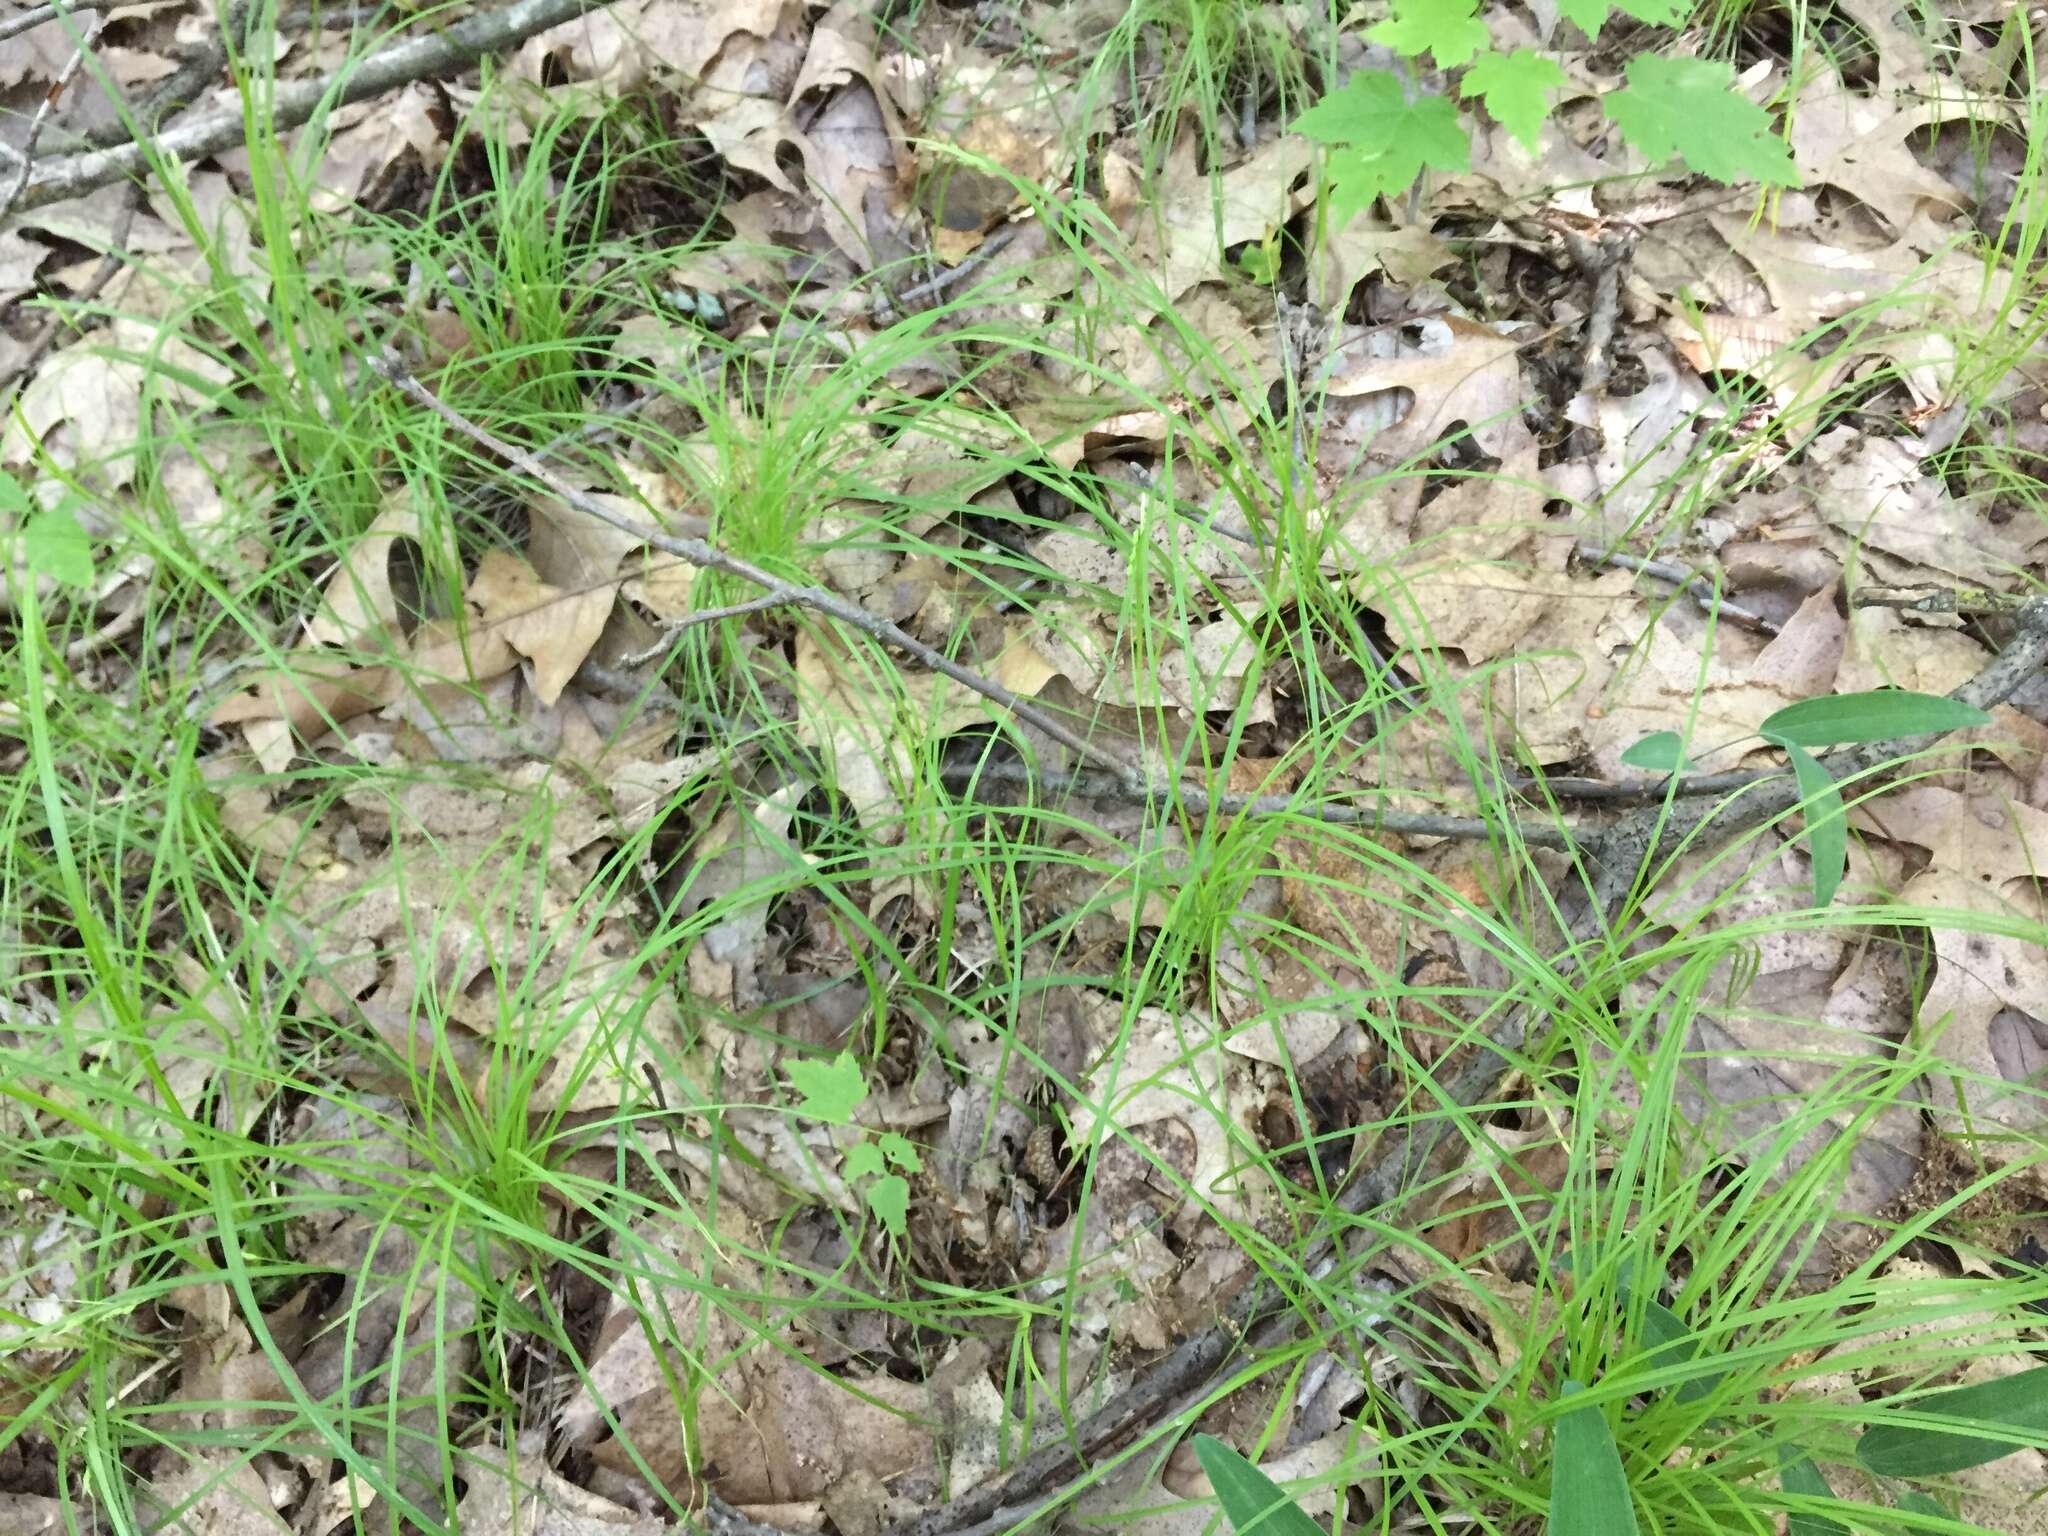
1909 868 2048 1136
468 548 615 706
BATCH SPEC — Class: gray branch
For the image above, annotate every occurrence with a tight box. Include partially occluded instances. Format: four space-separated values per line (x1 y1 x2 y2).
8 0 618 213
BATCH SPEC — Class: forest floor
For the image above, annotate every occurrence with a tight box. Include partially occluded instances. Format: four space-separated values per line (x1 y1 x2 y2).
3 0 2048 1533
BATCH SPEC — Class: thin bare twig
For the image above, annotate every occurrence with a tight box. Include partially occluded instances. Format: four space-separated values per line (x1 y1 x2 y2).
8 0 619 213
615 593 791 665
881 222 1023 318
370 353 1148 789
1850 583 2034 618
0 4 103 218
941 758 1579 849
1574 540 1782 635
0 3 62 42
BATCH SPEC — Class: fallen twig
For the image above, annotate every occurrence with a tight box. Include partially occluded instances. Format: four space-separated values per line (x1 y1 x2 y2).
0 3 103 219
942 758 1578 849
1574 540 1781 635
41 1 251 157
371 353 1148 790
8 0 619 213
1850 583 2033 618
0 3 63 43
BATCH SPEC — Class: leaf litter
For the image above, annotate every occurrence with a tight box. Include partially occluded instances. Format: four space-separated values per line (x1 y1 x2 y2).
3 0 2048 1530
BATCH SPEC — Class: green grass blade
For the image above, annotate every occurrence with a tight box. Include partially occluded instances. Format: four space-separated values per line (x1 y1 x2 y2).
1777 740 1845 908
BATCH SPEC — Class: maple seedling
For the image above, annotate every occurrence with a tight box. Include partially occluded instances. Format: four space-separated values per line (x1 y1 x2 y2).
785 1050 922 1239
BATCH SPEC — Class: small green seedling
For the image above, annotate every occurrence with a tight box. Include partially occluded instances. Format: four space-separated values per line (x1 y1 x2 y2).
4 480 96 590
1289 0 1802 220
785 1050 922 1237
1755 689 1991 908
1620 730 1687 774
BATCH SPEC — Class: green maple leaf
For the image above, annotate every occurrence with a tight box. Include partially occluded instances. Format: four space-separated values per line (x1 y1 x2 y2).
785 1050 867 1123
866 1174 910 1238
1367 0 1490 67
1605 56 1801 186
1292 71 1470 222
21 504 95 589
877 1130 921 1172
1557 0 1686 40
1460 50 1565 151
844 1141 885 1179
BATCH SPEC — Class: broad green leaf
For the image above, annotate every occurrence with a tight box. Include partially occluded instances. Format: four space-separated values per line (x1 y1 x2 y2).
1367 0 1490 68
1630 1296 1722 1404
865 1174 910 1237
1549 1380 1639 1536
22 505 95 589
1460 50 1565 151
1779 1449 1848 1536
1778 741 1846 909
1758 690 1991 748
1603 56 1800 187
785 1050 867 1123
1193 1434 1326 1536
877 1130 922 1172
1857 1365 2048 1476
1293 71 1470 223
844 1141 885 1179
1557 0 1686 37
1619 730 1685 773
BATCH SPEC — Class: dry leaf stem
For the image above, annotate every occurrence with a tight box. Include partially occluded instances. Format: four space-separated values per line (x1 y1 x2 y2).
1573 540 1782 634
941 759 1579 849
0 4 63 42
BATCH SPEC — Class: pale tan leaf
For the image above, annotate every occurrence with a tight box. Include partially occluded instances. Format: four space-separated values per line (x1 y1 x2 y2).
138 1453 290 1535
1320 313 1532 460
468 549 612 706
305 491 421 648
1909 868 2048 1135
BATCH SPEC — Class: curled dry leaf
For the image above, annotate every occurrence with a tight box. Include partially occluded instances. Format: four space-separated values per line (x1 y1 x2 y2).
305 490 422 648
469 548 615 706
